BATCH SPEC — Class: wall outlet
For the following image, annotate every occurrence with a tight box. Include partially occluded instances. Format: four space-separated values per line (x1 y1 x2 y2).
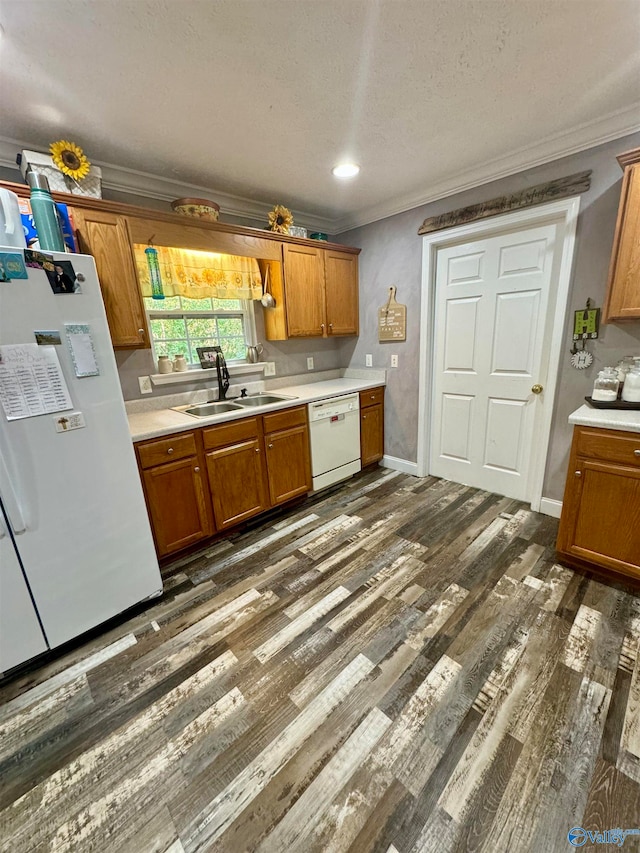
391 354 398 368
263 361 276 376
307 356 314 370
365 354 373 367
138 375 153 394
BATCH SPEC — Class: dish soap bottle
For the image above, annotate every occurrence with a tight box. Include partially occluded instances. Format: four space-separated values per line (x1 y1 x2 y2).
26 172 66 252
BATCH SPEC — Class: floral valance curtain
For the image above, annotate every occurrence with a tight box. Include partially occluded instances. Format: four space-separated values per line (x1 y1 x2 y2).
134 244 263 300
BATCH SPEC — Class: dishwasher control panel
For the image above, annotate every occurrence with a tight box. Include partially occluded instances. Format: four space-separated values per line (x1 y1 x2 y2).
308 394 359 422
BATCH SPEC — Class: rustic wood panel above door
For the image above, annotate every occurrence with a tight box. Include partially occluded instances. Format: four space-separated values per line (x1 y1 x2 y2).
418 170 592 235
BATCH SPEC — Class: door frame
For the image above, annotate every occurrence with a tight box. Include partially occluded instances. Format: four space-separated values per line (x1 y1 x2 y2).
416 196 580 512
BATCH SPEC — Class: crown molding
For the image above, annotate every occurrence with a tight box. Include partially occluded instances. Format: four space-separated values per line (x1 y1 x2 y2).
0 135 335 233
331 103 640 233
2 103 639 238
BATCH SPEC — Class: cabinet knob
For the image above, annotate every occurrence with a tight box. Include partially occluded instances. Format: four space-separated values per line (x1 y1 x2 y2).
329 323 333 330
370 394 375 399
255 448 260 453
167 447 174 454
575 471 582 477
321 323 325 331
634 450 640 457
138 329 145 337
194 466 200 472
362 415 367 420
268 443 273 449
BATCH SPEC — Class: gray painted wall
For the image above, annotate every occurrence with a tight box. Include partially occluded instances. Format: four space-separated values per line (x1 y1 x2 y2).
339 131 640 502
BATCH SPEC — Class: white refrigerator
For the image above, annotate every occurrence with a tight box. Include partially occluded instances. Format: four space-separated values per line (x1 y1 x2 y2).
0 247 162 674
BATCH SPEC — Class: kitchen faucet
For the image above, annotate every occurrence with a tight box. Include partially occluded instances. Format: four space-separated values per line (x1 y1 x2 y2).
215 348 230 400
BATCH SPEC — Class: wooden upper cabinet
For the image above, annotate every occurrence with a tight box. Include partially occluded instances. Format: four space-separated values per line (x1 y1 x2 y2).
69 208 149 348
282 243 326 337
603 148 640 322
324 249 359 336
278 243 360 340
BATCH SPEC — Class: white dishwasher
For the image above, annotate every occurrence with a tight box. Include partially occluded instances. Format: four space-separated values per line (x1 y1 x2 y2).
308 393 361 491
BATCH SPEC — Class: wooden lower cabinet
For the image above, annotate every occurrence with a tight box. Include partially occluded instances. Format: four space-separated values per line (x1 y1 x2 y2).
141 457 213 557
360 387 385 466
265 424 312 504
137 406 312 558
262 405 312 505
557 426 640 580
206 438 269 529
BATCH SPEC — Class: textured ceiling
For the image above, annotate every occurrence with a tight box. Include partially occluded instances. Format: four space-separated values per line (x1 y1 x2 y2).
1 0 639 231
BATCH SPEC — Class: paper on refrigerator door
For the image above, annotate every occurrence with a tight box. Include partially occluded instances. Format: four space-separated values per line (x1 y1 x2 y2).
65 324 99 377
0 343 73 420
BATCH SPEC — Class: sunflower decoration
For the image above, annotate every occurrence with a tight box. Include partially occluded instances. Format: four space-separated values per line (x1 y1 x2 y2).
49 139 91 182
267 204 293 234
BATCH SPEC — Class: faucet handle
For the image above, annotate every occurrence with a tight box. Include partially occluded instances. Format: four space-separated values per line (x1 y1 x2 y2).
240 388 248 398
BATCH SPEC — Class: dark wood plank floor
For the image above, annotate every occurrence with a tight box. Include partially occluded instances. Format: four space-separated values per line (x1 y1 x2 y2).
1 468 640 853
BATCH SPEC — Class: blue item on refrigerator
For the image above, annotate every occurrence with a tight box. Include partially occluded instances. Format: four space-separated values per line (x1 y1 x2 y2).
18 197 77 253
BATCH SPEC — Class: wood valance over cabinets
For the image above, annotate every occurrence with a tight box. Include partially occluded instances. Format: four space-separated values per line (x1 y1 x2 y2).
417 171 592 235
1 179 360 348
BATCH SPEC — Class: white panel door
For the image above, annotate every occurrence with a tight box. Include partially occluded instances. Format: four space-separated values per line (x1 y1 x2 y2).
430 224 556 500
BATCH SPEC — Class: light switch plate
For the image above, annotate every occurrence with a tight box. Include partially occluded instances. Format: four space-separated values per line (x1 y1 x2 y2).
307 357 314 370
138 375 153 394
391 354 398 368
365 354 373 367
263 361 276 376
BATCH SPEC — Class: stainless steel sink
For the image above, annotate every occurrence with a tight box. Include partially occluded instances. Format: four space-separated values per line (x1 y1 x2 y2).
236 394 297 407
176 402 244 418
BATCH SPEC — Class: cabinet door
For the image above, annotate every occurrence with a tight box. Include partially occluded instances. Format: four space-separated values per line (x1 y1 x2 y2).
265 424 311 505
324 249 359 336
142 457 213 557
206 438 269 529
559 459 640 578
282 244 326 337
72 208 149 348
361 403 384 466
604 159 640 321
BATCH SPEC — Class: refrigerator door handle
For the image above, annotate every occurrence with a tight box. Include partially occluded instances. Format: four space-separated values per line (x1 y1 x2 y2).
0 453 27 534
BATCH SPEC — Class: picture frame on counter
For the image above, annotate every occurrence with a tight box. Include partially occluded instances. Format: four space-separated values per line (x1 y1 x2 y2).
196 346 218 369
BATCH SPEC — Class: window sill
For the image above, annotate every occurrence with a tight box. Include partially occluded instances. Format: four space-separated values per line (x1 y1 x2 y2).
150 362 265 385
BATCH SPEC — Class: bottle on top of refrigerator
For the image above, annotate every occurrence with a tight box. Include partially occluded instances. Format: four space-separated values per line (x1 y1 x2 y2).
26 172 65 252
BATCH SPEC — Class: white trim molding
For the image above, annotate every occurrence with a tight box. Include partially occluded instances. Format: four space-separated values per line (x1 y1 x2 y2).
539 498 563 519
381 455 419 476
417 196 580 515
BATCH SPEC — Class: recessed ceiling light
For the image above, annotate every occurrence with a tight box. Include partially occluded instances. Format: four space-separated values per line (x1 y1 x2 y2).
332 163 360 178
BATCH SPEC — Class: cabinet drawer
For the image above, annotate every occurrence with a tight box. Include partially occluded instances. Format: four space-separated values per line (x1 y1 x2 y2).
137 432 197 468
203 416 260 450
360 387 385 409
263 405 307 433
576 427 640 468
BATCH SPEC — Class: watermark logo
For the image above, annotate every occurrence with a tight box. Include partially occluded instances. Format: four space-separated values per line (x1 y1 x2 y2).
568 827 640 847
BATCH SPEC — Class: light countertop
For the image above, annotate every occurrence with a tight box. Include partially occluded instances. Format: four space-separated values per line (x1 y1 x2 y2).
128 376 386 442
569 404 640 434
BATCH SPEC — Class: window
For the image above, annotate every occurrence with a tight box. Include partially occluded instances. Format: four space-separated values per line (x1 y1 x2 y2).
144 295 253 365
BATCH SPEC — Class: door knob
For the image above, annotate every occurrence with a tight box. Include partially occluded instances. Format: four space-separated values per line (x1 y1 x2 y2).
531 384 543 394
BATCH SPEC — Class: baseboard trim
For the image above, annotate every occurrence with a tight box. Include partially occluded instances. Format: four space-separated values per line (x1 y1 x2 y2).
539 498 563 519
381 455 419 476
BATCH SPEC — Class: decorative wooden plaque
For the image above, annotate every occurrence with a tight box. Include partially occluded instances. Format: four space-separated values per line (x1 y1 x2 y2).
378 286 406 341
